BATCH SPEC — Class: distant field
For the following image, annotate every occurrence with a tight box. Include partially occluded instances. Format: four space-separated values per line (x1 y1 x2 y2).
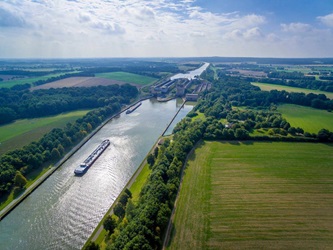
278 104 333 133
96 72 157 85
0 72 79 88
168 141 333 250
30 77 125 90
252 82 333 99
0 110 91 155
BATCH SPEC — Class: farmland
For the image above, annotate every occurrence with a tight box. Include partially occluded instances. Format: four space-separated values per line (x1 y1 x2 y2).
0 72 79 88
96 72 157 85
0 109 91 155
252 82 333 99
278 104 333 133
30 77 126 90
168 141 333 250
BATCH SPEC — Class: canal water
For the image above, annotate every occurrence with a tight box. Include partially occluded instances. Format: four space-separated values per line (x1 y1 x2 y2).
171 62 209 80
0 99 193 250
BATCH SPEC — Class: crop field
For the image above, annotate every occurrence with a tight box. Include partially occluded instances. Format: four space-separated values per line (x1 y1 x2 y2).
96 72 157 85
0 110 90 155
252 82 333 99
168 141 333 250
30 77 127 90
278 104 333 133
0 72 79 88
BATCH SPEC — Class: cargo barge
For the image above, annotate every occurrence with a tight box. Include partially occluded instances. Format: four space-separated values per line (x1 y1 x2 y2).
74 139 110 175
126 102 142 114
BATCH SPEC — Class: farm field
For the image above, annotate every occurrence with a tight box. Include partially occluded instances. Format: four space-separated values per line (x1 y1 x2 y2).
278 104 333 133
168 141 333 250
252 82 333 99
30 77 126 90
0 72 79 88
0 109 91 155
96 72 157 85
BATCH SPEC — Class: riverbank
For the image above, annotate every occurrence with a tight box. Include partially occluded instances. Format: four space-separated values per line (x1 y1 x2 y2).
84 100 188 248
0 98 149 221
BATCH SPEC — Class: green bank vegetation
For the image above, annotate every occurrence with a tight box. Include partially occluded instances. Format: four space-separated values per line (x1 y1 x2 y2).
168 141 333 249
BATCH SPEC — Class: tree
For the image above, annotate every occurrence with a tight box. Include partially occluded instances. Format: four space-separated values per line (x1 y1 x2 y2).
114 203 125 219
51 148 61 160
103 215 117 234
14 171 27 187
317 128 331 141
119 193 130 207
147 154 155 168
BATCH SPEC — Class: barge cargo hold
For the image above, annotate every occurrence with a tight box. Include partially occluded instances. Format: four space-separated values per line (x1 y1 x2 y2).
74 139 110 175
126 102 142 114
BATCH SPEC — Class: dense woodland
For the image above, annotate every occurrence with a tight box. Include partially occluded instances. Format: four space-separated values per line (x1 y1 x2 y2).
0 84 138 197
0 84 137 125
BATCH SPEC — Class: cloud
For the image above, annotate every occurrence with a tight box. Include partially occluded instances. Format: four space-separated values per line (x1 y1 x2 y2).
0 7 26 27
78 13 91 23
91 21 125 35
317 13 333 27
281 22 312 33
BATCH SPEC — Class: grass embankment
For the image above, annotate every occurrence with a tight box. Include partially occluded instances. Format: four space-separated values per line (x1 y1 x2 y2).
96 72 157 85
252 82 333 99
168 141 333 250
278 104 333 133
0 72 79 88
0 110 91 155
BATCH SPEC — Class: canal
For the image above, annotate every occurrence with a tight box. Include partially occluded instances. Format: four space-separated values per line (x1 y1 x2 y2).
0 99 193 250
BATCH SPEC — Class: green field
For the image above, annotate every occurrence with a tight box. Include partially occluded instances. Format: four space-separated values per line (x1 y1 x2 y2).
168 141 333 250
96 72 157 85
0 72 79 88
0 110 91 155
252 82 333 99
278 104 333 133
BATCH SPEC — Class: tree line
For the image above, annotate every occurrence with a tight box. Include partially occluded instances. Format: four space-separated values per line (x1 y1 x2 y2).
0 84 138 125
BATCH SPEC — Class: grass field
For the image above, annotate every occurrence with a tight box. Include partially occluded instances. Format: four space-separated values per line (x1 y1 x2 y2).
96 72 157 85
278 104 333 133
252 82 333 99
0 72 79 88
0 110 91 155
168 141 333 250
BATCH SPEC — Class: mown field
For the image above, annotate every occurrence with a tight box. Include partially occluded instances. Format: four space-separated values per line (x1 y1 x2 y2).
0 110 91 155
96 72 157 85
168 141 333 250
252 82 333 99
278 104 333 133
0 72 79 88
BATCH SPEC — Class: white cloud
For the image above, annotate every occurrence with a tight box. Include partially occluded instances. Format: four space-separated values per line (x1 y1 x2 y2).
281 22 312 33
317 13 333 27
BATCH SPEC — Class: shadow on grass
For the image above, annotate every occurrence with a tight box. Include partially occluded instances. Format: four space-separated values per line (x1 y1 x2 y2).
165 222 176 248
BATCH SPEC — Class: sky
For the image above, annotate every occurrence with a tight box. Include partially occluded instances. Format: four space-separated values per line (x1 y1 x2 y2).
0 0 333 58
